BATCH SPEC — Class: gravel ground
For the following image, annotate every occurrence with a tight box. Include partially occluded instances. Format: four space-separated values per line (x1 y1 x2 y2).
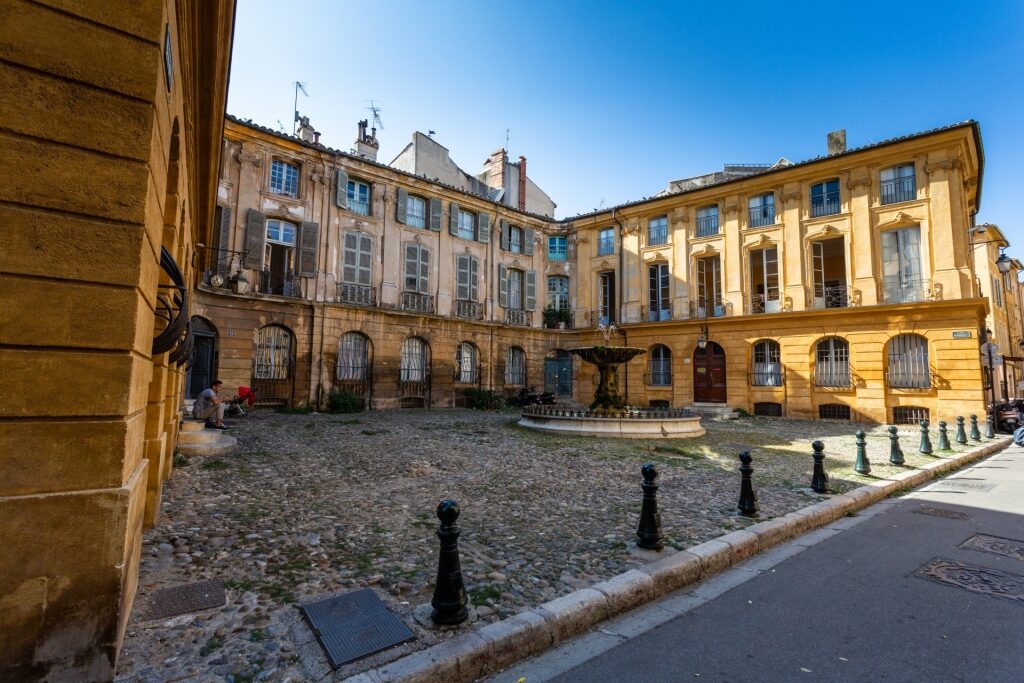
114 409 990 682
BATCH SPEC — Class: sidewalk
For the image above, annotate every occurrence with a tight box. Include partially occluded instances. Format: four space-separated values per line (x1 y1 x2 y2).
491 445 1024 683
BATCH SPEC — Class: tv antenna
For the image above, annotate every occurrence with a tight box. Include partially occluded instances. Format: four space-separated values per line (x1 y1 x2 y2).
366 100 384 130
292 81 309 134
276 119 287 133
505 128 511 152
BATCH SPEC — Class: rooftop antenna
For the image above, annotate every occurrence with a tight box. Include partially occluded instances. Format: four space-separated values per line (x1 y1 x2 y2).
505 128 511 152
292 81 308 134
366 100 384 130
276 119 287 133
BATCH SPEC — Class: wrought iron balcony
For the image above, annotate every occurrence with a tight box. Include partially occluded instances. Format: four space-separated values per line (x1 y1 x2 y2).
197 245 246 286
338 282 376 307
810 192 841 217
453 299 483 320
597 236 615 255
695 216 719 237
749 293 782 314
644 306 673 322
748 206 775 227
258 270 303 298
401 291 435 313
882 279 931 304
809 284 850 309
880 177 916 205
689 298 727 319
648 226 668 245
506 308 533 327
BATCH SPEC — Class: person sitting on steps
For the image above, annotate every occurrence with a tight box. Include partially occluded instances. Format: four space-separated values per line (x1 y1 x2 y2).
193 379 229 430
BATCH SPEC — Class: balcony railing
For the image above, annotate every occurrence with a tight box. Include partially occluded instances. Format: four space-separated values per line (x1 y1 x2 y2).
453 299 483 320
506 309 533 327
197 246 246 286
813 366 853 388
597 236 615 255
695 216 719 237
810 284 849 309
644 306 673 322
689 298 727 319
258 270 303 298
648 226 668 245
401 291 435 313
749 369 785 387
748 206 775 227
749 293 781 314
338 282 376 307
880 177 916 205
810 192 841 217
882 279 930 304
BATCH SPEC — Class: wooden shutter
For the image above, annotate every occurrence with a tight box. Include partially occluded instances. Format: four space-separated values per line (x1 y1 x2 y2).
396 187 408 224
335 168 349 209
418 247 429 292
456 255 470 300
357 234 372 285
243 208 266 270
477 212 490 243
469 257 478 301
525 270 537 311
500 219 510 250
449 202 460 235
404 244 418 291
498 263 508 307
342 232 357 283
429 198 443 231
297 221 319 277
523 228 535 256
215 205 232 274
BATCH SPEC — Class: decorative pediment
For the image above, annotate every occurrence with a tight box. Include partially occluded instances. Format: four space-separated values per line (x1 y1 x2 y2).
745 233 775 249
877 211 920 228
413 234 422 243
235 150 262 166
643 250 669 263
694 243 718 256
511 259 521 269
806 224 842 241
598 260 613 270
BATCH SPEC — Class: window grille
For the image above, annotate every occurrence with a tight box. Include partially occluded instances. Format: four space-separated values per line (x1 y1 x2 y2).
815 338 850 387
254 326 292 379
887 334 930 388
893 406 929 425
752 340 783 386
819 403 851 420
648 216 668 245
696 206 718 237
505 346 526 385
754 402 783 417
336 332 369 381
455 343 477 384
400 338 428 382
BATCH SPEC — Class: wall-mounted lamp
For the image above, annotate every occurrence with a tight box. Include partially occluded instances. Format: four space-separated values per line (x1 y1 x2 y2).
230 271 250 295
996 250 1012 274
696 325 709 350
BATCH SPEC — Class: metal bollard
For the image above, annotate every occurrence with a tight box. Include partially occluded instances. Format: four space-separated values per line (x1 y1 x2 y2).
969 414 981 441
985 414 996 439
955 416 968 445
888 425 905 465
919 420 933 455
430 499 468 625
636 463 664 550
854 430 871 475
937 420 951 451
810 440 830 493
737 451 759 517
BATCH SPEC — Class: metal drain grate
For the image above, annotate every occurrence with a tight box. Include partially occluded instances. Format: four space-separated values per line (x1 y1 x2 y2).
912 506 970 520
300 589 414 668
146 579 226 620
960 534 1024 562
914 558 1024 603
927 479 995 492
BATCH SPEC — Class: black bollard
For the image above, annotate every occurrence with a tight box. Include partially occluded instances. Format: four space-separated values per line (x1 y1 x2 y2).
985 414 996 439
810 440 830 493
969 414 981 441
937 420 951 451
737 451 759 517
430 499 468 625
955 416 968 445
636 463 664 550
919 420 933 455
854 430 871 475
888 425 905 465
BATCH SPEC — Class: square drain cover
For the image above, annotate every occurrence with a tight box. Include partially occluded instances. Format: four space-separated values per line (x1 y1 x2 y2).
300 589 414 668
960 534 1024 562
914 558 1024 603
912 505 970 520
146 579 226 620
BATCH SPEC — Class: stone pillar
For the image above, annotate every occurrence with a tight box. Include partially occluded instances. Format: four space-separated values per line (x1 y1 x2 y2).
723 196 743 315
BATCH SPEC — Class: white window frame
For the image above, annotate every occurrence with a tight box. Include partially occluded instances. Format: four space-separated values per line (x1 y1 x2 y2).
347 179 371 216
648 345 672 386
457 210 476 240
597 227 615 255
455 342 477 384
406 195 426 229
648 216 668 246
548 275 569 312
752 339 782 386
270 159 299 197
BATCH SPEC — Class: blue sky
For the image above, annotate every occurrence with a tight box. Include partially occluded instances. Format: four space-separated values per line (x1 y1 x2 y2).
228 0 1022 238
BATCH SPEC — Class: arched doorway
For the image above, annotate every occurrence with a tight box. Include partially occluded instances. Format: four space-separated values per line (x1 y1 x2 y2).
544 349 573 398
694 342 726 402
185 316 218 399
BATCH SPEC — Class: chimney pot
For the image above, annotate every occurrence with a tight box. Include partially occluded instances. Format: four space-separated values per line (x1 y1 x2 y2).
827 129 847 155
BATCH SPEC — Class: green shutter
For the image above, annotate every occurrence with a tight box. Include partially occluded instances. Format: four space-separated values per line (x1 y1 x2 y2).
297 221 319 277
498 263 508 308
523 228 535 256
449 202 460 235
456 256 469 300
477 212 490 243
428 198 443 231
469 257 478 301
243 208 266 270
500 220 510 250
396 187 408 224
418 247 429 291
215 205 232 275
525 270 536 311
336 168 349 209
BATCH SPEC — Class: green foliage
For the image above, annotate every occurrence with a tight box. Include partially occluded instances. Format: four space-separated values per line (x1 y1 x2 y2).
469 584 502 606
327 389 365 414
199 637 223 657
542 305 570 327
201 459 229 471
172 452 190 467
462 388 504 410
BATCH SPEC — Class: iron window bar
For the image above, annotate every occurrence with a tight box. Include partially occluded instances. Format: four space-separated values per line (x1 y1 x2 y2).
880 177 916 205
810 192 841 217
748 205 775 227
338 283 376 306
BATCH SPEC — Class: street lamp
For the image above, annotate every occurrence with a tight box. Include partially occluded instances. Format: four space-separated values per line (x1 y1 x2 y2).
996 250 1012 274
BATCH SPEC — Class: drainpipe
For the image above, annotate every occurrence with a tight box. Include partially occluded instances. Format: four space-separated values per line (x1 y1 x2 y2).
612 208 628 404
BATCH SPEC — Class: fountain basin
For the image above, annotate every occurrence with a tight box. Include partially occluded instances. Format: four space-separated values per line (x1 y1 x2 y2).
518 406 705 439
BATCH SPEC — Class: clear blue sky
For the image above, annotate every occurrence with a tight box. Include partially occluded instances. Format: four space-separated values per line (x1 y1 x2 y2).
228 0 1022 238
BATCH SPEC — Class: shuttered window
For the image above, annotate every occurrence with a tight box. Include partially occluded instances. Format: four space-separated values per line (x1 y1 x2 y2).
455 255 478 302
887 334 930 388
508 268 524 310
342 232 373 285
406 195 427 229
404 244 429 293
347 180 371 216
457 210 476 240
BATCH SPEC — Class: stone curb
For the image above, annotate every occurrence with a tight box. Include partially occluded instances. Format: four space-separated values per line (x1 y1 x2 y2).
352 437 1011 683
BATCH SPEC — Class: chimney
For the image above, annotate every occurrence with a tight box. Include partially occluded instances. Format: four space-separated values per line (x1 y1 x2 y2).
313 131 320 145
827 129 846 155
296 115 316 143
483 148 507 194
354 118 379 162
518 155 527 211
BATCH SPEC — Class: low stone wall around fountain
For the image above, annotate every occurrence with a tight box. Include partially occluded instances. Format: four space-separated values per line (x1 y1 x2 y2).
518 406 705 439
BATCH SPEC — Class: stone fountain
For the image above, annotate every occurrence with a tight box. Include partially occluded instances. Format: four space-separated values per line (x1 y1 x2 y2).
518 324 705 438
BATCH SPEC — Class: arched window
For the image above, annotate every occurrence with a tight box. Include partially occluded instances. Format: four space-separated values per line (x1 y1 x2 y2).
887 334 930 388
648 345 672 386
505 346 526 386
815 337 850 387
254 326 293 379
400 337 428 382
455 342 478 384
752 340 782 386
336 332 370 381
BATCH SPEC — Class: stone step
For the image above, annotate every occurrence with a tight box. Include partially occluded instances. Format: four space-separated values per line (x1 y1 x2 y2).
176 434 237 458
177 429 227 445
687 403 740 420
180 419 206 432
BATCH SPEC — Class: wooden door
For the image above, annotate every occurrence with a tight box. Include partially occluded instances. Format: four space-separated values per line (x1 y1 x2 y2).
693 342 726 403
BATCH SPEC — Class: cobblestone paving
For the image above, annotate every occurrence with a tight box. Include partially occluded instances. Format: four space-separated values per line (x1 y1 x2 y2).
115 410 987 682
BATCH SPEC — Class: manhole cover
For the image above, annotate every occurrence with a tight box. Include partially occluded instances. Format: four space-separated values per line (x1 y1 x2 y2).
914 558 1024 603
912 506 970 520
146 579 226 620
960 534 1024 562
300 589 414 668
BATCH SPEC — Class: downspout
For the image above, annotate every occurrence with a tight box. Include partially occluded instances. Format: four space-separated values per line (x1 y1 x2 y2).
612 207 628 405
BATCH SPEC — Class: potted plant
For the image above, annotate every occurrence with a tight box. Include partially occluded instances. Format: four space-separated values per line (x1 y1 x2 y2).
542 305 561 329
557 307 571 329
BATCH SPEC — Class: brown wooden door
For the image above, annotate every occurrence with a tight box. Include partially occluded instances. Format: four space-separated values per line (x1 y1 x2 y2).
694 342 727 402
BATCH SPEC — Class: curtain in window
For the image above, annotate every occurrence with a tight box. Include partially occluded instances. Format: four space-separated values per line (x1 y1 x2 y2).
336 332 368 380
752 340 782 386
400 337 427 382
649 345 671 385
254 326 292 379
881 227 922 301
505 347 526 385
508 269 524 310
456 343 477 383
